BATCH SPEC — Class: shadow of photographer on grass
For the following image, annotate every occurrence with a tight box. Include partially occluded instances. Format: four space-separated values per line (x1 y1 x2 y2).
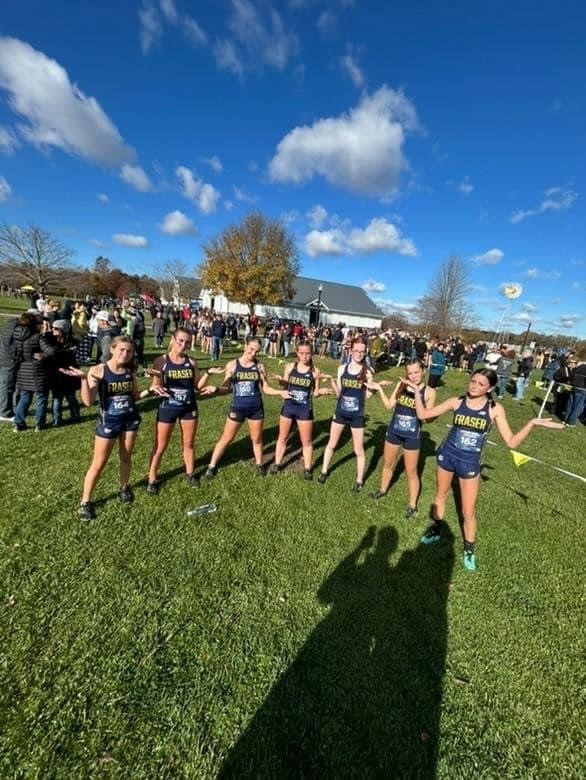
221 523 455 778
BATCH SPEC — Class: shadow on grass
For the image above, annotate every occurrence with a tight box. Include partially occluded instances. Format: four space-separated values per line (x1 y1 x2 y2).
220 524 455 777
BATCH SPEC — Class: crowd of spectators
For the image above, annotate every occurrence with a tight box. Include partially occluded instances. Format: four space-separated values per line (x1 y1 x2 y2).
0 289 584 430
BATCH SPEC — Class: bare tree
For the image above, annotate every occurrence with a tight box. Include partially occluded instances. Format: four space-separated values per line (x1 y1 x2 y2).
0 223 74 293
155 259 201 302
417 254 472 337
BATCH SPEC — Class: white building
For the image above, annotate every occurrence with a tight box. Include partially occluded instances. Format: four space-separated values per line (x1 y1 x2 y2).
200 275 384 329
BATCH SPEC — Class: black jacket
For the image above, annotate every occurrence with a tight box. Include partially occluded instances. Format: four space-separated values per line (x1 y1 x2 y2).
13 328 57 393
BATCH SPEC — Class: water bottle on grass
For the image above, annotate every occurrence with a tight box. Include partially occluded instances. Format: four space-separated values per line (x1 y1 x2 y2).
187 503 217 517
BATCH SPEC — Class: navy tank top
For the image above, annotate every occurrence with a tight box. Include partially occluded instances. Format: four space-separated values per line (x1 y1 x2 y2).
337 364 366 415
390 385 426 439
98 364 136 420
160 356 196 410
445 397 491 454
232 359 262 408
287 364 313 408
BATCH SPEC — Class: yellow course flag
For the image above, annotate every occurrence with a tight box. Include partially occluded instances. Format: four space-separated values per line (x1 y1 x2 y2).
511 450 533 467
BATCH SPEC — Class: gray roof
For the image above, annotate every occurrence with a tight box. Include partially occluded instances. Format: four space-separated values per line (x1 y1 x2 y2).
289 276 384 318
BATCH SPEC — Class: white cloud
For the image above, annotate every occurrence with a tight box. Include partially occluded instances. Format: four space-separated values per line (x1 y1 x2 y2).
341 53 364 88
304 216 417 258
510 187 578 224
522 302 538 313
159 0 178 23
176 165 220 214
120 163 153 193
139 2 164 54
113 233 148 248
510 312 535 324
554 313 583 330
551 297 561 305
472 248 504 265
0 125 19 154
141 1 207 53
97 193 109 204
525 267 561 280
183 16 207 45
306 204 328 228
269 86 420 197
362 279 386 293
215 0 297 75
458 177 474 195
374 298 417 314
159 209 197 236
224 199 234 211
304 229 345 257
233 185 257 203
347 218 417 255
0 37 136 168
89 238 107 248
0 175 11 202
201 155 223 172
317 10 337 35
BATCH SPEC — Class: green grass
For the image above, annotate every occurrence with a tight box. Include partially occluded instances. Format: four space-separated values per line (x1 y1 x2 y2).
0 333 584 777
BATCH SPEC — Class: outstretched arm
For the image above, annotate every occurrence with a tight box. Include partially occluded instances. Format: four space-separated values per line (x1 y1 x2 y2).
259 364 291 399
404 380 459 420
492 405 564 449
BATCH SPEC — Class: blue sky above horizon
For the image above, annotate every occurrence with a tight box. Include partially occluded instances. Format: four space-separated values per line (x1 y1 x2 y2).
0 0 584 336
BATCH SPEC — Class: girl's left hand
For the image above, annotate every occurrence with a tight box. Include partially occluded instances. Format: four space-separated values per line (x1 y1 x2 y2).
533 417 565 429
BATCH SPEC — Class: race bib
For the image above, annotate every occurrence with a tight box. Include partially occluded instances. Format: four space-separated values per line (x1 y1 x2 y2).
235 381 255 398
109 395 131 416
169 388 189 405
341 395 359 412
290 389 308 404
454 429 483 452
392 413 417 435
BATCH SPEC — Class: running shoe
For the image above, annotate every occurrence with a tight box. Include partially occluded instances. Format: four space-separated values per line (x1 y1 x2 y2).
119 486 134 503
12 425 26 433
146 480 160 496
186 473 200 488
370 490 387 500
421 522 442 544
317 472 328 484
303 468 313 481
268 463 281 475
463 552 477 571
78 502 95 521
204 466 217 480
351 481 363 493
0 414 15 422
404 505 418 520
255 464 266 477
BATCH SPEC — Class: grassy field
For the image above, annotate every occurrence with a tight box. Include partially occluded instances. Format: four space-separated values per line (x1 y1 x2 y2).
0 311 584 777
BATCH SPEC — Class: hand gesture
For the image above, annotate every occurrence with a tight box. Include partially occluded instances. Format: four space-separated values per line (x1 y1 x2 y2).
151 385 170 398
533 417 565 430
59 366 85 378
206 366 224 375
199 385 217 396
280 390 292 399
144 367 161 377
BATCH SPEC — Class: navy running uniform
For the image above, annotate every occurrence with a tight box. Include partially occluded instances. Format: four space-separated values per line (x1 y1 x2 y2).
333 365 367 428
281 364 314 421
96 364 140 438
437 397 492 478
386 384 426 451
229 359 264 422
157 356 197 423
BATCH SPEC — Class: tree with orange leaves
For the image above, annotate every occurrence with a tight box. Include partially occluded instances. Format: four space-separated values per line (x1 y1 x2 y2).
199 212 300 315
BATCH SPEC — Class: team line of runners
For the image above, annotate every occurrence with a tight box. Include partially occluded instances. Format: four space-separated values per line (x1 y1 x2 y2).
61 330 564 572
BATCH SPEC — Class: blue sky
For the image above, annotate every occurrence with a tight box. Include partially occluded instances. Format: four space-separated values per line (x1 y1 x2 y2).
0 0 584 336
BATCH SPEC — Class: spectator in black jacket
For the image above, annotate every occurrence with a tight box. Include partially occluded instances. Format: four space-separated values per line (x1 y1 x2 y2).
50 319 81 426
0 314 19 420
12 314 57 431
